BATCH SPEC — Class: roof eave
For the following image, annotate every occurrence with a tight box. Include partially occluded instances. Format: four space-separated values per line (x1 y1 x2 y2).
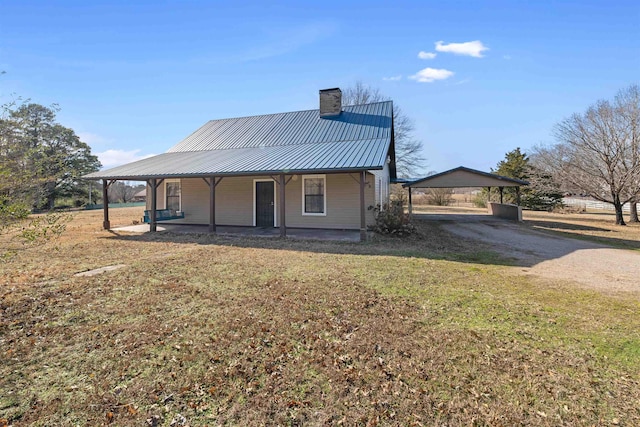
82 165 384 181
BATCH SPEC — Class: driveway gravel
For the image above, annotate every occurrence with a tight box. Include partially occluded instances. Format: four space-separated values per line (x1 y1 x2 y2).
426 215 640 293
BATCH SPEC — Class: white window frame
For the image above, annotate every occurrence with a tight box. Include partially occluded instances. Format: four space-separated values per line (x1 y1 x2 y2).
164 179 182 211
253 178 277 227
301 174 327 216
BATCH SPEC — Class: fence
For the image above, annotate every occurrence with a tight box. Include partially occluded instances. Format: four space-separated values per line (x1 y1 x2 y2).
563 198 631 213
85 202 146 210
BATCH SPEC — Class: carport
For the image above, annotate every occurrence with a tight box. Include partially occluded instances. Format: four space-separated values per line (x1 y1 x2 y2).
402 166 528 221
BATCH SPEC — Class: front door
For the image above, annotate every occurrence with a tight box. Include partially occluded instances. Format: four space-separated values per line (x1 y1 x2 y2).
255 181 274 227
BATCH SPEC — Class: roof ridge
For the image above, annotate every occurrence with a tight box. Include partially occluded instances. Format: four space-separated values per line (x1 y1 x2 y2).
202 100 392 123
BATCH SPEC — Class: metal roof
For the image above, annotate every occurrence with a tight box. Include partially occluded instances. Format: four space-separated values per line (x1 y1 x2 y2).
85 101 394 180
403 166 529 188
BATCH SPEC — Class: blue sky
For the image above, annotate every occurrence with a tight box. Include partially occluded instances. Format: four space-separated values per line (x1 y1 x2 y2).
1 0 638 175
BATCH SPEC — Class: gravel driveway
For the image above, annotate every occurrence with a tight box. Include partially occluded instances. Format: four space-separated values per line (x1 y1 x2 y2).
425 215 640 293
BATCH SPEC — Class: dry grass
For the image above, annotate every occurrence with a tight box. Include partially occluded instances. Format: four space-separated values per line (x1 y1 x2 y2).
1 207 639 426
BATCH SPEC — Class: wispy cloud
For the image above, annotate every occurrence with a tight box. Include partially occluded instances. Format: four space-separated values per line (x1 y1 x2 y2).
409 67 454 83
240 22 337 62
451 78 471 86
503 54 512 60
435 40 489 58
96 149 155 169
418 51 436 60
383 75 402 81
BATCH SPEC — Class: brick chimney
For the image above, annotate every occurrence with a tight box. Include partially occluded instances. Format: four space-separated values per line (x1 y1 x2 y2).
319 88 342 117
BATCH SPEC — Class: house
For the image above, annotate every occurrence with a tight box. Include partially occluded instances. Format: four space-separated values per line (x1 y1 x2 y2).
84 88 397 240
131 189 146 202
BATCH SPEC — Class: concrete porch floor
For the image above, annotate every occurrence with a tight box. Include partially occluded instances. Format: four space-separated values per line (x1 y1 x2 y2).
112 223 362 242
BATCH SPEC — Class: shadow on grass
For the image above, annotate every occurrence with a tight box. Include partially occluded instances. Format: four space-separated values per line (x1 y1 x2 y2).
526 220 640 251
527 220 613 232
101 220 530 268
102 214 640 269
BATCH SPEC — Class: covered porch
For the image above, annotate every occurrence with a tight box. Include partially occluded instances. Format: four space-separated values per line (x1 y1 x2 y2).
98 170 373 241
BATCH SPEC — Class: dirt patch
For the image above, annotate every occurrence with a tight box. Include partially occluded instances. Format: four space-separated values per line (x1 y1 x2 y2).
438 219 640 293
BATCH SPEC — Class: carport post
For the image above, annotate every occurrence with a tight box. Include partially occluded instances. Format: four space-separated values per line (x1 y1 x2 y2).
102 179 110 230
408 186 413 215
487 187 491 204
516 187 521 205
499 186 504 204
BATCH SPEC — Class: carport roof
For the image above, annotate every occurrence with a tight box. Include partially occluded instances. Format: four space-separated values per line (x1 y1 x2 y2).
404 166 528 188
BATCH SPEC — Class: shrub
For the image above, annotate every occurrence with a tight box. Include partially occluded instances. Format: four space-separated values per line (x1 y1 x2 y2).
472 194 487 208
426 188 453 206
369 201 416 236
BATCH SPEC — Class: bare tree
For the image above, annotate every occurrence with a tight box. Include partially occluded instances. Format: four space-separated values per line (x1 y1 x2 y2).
426 188 454 206
108 181 144 203
618 85 640 222
535 85 640 225
342 82 426 178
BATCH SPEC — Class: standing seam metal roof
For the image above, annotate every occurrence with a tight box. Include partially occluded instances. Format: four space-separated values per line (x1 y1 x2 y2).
84 101 394 180
167 101 392 152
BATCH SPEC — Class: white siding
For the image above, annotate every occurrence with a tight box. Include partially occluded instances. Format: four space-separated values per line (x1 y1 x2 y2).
369 162 390 206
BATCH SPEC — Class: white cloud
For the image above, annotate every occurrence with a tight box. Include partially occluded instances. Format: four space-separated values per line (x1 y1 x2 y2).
96 149 155 169
383 75 402 81
435 40 489 58
503 54 512 60
418 51 436 60
409 67 454 83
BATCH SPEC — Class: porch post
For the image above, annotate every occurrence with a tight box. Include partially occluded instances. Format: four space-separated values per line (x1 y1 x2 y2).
150 178 157 232
516 186 521 206
408 186 413 215
279 174 286 238
209 176 216 233
499 186 504 204
360 171 367 241
102 179 110 230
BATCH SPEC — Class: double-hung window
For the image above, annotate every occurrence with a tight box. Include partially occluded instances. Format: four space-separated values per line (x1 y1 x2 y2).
165 180 181 212
302 175 326 215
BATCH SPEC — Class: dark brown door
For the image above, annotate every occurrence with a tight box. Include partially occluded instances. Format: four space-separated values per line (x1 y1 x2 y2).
255 181 274 227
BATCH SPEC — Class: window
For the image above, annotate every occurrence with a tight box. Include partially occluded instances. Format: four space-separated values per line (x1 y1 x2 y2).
165 180 181 212
302 175 326 215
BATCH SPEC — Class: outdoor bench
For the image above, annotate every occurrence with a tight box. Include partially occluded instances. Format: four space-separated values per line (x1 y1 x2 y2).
143 209 185 223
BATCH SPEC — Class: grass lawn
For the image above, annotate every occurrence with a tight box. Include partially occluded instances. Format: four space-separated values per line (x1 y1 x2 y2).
1 207 639 426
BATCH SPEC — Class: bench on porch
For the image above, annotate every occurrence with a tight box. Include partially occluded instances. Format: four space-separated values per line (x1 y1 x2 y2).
143 209 185 223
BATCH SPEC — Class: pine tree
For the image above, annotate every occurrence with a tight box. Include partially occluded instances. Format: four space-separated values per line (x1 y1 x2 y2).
493 148 563 211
